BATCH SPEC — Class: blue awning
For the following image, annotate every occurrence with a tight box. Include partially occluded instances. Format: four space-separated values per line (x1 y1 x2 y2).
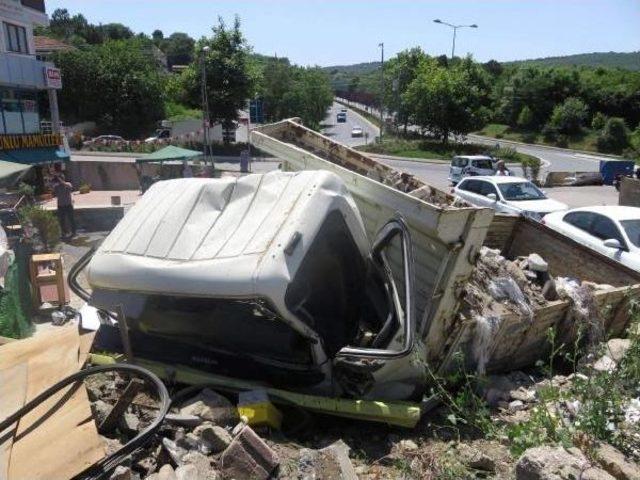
0 147 70 165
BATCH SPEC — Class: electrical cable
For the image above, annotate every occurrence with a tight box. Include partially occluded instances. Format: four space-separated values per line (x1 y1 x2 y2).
0 364 170 480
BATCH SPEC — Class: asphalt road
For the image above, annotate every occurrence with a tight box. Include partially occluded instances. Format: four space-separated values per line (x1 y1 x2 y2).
322 102 379 147
325 102 619 208
336 98 614 172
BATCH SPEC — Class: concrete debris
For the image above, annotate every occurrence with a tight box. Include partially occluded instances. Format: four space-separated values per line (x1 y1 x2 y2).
110 465 133 480
593 443 640 480
161 437 188 466
527 253 548 273
157 464 178 480
181 452 218 480
297 440 358 480
625 398 640 424
593 355 618 373
399 439 419 451
91 399 112 426
175 464 201 480
457 443 496 472
606 339 632 363
179 389 239 427
516 446 616 480
120 411 141 434
219 425 279 480
194 423 233 453
165 414 204 428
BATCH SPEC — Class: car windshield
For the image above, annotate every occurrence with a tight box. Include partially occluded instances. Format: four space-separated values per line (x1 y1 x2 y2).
473 159 494 169
621 220 640 248
498 182 546 201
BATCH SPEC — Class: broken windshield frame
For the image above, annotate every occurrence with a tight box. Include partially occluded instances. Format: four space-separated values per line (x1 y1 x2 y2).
337 216 415 359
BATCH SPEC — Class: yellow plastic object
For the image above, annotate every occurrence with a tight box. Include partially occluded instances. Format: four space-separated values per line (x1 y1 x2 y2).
238 402 283 430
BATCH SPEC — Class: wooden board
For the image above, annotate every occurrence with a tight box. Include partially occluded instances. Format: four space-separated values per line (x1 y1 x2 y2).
0 363 27 480
0 327 104 480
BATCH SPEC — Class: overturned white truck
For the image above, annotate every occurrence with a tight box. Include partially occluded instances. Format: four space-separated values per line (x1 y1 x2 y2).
83 118 640 402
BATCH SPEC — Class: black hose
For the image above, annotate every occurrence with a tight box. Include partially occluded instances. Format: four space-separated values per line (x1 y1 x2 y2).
0 364 170 480
67 246 95 303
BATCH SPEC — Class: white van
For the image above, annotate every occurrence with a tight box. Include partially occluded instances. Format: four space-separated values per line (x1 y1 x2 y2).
448 155 495 185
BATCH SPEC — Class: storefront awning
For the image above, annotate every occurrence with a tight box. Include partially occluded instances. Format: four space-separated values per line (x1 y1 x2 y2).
0 160 32 188
0 147 69 165
136 146 202 164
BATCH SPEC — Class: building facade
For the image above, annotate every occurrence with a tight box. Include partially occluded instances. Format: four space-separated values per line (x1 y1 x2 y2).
0 0 66 168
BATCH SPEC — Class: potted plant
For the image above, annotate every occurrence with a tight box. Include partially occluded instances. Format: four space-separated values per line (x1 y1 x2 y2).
79 181 91 194
18 205 61 252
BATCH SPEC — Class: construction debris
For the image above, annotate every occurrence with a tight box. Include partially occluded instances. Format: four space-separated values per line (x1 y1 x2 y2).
219 425 279 480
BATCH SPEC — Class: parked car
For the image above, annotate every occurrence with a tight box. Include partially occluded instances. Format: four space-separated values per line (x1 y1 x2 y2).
448 155 495 185
454 176 568 220
145 128 171 144
543 206 640 271
83 135 125 147
336 112 347 123
351 126 363 137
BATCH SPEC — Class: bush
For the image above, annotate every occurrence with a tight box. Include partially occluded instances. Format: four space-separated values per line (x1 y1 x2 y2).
542 124 558 142
591 112 607 131
596 117 630 153
18 205 61 251
522 132 537 143
517 106 536 130
548 97 588 134
555 134 569 148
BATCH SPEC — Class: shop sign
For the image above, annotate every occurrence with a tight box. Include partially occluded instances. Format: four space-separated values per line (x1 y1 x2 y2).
44 67 63 89
0 134 63 150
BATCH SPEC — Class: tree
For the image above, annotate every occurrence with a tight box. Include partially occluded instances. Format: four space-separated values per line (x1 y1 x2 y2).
163 32 195 67
591 112 607 131
483 59 503 76
101 23 133 41
517 106 535 130
404 59 486 143
53 39 165 136
596 117 630 153
178 17 254 134
152 29 164 46
384 48 428 133
548 97 588 134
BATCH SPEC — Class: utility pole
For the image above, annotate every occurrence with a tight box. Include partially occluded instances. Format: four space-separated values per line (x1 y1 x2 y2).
433 19 478 60
201 45 212 169
378 42 384 143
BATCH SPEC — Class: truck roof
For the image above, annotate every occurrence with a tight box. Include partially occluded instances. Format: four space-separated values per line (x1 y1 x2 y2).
87 171 369 329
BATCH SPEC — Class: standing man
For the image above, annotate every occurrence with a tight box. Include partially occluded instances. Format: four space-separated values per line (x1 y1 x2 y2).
53 174 76 238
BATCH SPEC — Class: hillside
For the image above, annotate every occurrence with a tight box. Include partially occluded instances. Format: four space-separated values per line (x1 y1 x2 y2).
505 51 640 70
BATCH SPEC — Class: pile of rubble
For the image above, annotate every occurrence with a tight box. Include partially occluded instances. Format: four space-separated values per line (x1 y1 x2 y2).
85 375 359 480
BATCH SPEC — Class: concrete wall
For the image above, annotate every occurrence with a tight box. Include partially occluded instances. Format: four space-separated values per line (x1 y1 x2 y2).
65 160 187 190
619 177 640 207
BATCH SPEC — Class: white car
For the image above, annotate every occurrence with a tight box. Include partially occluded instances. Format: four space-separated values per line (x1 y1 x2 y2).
448 155 496 184
543 206 640 271
351 126 363 137
454 176 568 220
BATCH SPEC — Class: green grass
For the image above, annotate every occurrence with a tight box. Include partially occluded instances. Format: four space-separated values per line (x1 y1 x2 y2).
477 123 601 153
165 101 202 122
357 136 540 166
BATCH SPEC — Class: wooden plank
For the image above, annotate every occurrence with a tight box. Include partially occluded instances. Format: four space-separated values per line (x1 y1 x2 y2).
0 363 28 480
0 328 104 480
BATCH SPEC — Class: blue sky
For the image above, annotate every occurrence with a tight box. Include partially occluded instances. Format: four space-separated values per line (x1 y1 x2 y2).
47 0 640 66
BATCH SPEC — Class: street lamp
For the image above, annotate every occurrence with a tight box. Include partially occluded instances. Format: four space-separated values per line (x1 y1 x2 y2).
433 19 478 60
201 45 212 169
378 42 384 142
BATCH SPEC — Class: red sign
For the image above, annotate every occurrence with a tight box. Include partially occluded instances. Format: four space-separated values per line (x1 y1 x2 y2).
44 67 62 89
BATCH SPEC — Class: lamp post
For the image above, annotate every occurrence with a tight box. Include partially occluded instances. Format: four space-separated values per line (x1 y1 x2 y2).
201 45 212 169
378 42 384 142
433 19 478 60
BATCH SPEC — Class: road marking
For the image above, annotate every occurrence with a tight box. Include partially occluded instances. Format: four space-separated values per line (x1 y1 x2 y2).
574 153 613 161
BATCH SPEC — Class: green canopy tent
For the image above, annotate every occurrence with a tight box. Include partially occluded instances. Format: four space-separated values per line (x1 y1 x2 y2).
0 160 32 189
135 145 202 164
